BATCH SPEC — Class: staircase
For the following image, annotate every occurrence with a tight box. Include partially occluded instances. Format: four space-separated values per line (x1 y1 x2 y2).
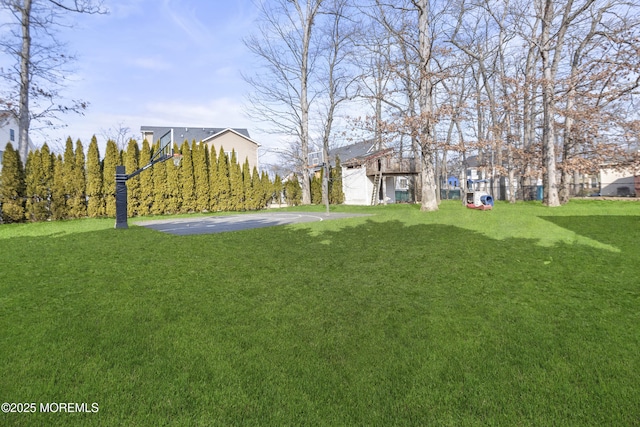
371 172 381 205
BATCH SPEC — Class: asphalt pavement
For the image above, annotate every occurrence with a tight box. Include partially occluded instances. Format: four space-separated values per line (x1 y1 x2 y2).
136 212 369 236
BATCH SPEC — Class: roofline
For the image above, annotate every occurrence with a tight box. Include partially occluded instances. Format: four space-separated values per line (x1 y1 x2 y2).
342 147 394 166
202 127 261 147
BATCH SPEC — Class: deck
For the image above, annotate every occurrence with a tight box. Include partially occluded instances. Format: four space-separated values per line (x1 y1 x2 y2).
366 158 421 176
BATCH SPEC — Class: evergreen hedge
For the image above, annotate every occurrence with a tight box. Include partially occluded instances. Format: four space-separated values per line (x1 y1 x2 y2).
0 138 315 223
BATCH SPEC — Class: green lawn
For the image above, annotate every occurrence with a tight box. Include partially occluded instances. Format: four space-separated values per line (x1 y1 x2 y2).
1 200 639 425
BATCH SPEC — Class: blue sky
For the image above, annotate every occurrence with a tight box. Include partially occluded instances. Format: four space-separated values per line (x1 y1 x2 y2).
42 0 276 160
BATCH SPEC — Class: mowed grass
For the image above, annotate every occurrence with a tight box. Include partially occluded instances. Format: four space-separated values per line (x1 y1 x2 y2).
1 200 639 425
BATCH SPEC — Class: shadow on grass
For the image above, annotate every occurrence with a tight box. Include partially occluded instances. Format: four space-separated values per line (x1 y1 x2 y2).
540 215 640 254
0 218 115 240
0 218 638 425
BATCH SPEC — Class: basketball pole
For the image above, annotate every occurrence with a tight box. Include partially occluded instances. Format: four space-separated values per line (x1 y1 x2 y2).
114 153 172 229
115 165 128 229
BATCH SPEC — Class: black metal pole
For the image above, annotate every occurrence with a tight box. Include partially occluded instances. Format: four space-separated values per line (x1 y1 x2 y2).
114 153 172 229
115 165 128 229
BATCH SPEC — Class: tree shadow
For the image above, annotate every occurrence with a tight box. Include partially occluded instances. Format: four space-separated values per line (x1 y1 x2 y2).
539 215 640 254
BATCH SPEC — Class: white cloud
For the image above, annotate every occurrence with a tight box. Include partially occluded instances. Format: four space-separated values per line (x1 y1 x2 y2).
141 99 284 165
144 98 248 127
34 96 285 168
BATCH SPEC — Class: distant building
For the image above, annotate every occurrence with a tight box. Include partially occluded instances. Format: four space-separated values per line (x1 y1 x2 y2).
325 140 419 205
0 112 35 169
599 165 638 197
140 126 260 171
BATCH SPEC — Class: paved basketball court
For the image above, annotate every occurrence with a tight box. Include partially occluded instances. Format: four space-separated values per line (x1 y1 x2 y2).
136 212 369 236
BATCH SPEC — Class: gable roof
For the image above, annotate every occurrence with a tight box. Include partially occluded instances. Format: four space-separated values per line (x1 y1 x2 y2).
330 140 374 161
328 139 392 167
0 111 36 154
140 126 256 146
201 128 260 147
0 110 13 126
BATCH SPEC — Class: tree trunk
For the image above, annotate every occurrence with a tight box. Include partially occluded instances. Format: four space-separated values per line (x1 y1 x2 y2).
420 153 438 211
417 0 438 211
296 0 324 205
540 0 560 206
300 37 311 205
18 0 32 164
522 18 539 191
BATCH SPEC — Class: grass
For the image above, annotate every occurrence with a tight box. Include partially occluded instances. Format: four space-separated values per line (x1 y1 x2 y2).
0 200 639 425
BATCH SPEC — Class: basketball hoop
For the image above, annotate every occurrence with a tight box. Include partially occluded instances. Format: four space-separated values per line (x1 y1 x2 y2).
173 153 183 166
308 151 324 168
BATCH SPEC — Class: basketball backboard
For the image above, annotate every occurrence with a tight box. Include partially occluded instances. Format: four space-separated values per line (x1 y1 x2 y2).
308 151 324 168
151 129 174 162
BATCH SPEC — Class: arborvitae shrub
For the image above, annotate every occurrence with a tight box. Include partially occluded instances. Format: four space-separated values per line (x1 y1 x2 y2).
87 136 104 218
179 141 196 213
284 178 302 206
0 143 26 223
228 150 243 211
68 139 87 218
124 139 140 217
193 142 210 212
103 140 119 217
138 140 154 216
216 146 231 211
330 156 344 204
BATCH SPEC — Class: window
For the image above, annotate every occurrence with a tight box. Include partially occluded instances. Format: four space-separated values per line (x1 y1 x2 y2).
0 150 3 164
10 129 15 141
398 177 408 190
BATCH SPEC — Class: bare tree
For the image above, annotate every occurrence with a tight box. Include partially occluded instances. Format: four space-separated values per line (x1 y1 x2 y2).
369 0 448 211
557 2 640 201
316 0 358 210
537 0 597 206
351 6 396 151
244 0 324 205
248 0 638 208
0 0 106 162
442 0 640 205
448 0 523 203
101 121 135 151
413 0 441 211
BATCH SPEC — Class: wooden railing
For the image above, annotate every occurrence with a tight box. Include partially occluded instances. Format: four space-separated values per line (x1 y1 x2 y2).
366 158 421 176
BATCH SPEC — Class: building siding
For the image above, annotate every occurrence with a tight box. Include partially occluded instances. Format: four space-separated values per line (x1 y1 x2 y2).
203 131 259 171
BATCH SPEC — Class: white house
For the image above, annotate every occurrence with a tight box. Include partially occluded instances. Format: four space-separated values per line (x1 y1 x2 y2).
0 112 35 170
599 166 638 197
328 140 419 205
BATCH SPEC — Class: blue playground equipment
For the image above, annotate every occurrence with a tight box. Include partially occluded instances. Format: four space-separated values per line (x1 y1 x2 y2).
466 179 494 210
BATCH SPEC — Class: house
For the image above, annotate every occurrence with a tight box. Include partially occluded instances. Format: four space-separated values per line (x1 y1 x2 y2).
140 126 260 170
465 149 640 200
464 154 543 201
328 140 420 205
0 112 35 169
599 165 638 197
